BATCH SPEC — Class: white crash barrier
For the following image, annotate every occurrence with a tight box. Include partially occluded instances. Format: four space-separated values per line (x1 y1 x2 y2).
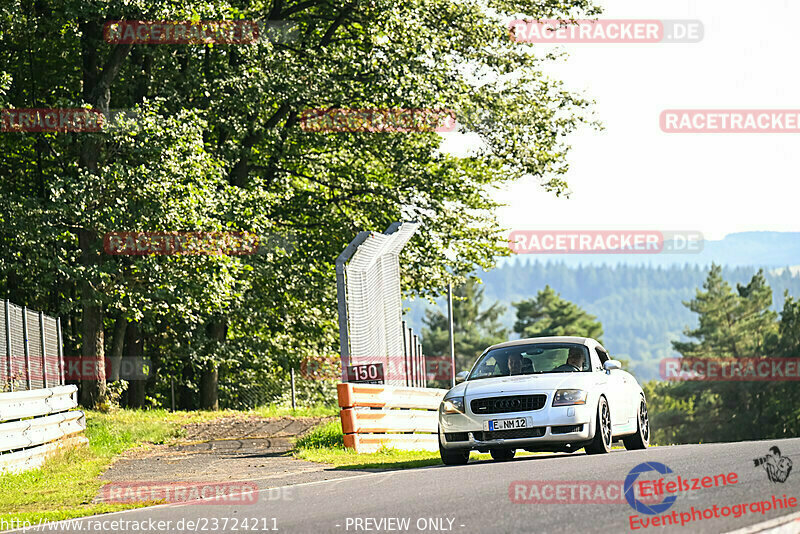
0 435 88 475
0 385 86 474
0 385 78 422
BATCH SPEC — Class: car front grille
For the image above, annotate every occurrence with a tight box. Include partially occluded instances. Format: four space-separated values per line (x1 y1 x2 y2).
444 432 469 442
470 394 547 414
477 427 546 441
551 424 584 434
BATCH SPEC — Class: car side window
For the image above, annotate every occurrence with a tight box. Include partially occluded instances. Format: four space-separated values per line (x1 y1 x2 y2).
595 348 609 370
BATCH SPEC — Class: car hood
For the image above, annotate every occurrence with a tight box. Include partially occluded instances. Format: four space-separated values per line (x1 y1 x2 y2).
457 372 602 397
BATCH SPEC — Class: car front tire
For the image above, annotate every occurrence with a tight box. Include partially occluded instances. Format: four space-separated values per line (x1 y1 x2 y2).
623 397 650 450
439 442 470 465
489 449 516 462
585 396 612 455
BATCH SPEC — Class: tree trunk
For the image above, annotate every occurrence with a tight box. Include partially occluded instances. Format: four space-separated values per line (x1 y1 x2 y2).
75 22 131 408
199 365 219 411
107 316 127 381
199 317 227 410
179 356 196 410
125 321 145 408
145 330 159 409
78 229 105 407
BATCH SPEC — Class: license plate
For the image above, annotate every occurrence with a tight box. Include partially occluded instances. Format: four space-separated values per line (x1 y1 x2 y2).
486 418 527 431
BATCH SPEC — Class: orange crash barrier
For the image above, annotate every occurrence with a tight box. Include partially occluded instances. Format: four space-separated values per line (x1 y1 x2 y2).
337 383 448 453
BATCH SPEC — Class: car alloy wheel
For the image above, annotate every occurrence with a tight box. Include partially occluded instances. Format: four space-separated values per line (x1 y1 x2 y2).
585 396 612 455
623 398 650 450
639 401 650 442
601 402 611 446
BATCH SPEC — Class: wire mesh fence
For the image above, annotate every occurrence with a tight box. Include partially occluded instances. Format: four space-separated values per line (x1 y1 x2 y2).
0 300 63 392
218 372 338 410
337 222 427 386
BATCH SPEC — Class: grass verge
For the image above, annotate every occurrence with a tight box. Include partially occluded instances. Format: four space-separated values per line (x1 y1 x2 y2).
0 409 236 525
293 420 444 468
0 404 334 525
291 419 536 469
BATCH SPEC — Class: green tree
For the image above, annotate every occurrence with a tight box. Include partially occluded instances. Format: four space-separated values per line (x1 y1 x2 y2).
513 285 603 341
646 265 784 444
673 265 776 359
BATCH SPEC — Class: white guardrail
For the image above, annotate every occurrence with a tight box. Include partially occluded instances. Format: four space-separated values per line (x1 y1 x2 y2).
0 385 87 474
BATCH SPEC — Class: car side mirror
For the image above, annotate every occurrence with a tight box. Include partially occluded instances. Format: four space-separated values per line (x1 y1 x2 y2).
603 360 622 373
455 371 468 384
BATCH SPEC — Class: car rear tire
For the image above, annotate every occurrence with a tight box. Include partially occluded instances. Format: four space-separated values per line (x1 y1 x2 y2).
623 397 650 450
490 449 516 462
585 396 612 455
439 442 470 465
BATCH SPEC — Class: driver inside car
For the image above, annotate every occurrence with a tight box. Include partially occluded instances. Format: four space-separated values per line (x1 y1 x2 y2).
553 347 585 372
508 353 523 375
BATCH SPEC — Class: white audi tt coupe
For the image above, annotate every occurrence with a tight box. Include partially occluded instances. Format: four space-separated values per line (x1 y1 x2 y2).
438 336 649 465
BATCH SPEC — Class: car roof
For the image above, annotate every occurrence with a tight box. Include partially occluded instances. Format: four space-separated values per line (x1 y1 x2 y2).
485 336 605 352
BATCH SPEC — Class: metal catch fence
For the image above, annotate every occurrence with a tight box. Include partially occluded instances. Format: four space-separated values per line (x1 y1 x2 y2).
0 300 64 392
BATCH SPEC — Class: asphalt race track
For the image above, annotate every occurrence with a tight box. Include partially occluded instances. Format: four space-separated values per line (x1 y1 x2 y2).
6 437 800 534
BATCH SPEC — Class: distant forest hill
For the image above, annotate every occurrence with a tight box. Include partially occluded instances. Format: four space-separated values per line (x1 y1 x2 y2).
404 261 800 382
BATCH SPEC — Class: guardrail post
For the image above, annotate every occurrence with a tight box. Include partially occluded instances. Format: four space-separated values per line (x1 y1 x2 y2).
39 312 48 389
409 330 419 387
401 321 408 387
290 367 296 409
420 344 425 387
22 306 31 390
417 338 422 387
412 334 419 387
409 329 415 387
57 317 64 385
4 300 11 392
418 341 424 387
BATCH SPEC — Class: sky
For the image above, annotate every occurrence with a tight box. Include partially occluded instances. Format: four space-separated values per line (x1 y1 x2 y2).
441 0 800 241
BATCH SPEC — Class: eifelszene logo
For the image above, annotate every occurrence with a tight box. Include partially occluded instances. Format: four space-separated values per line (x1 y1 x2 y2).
754 446 793 483
624 462 678 515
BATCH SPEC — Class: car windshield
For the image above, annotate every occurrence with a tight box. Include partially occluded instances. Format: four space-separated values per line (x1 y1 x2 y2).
467 343 591 380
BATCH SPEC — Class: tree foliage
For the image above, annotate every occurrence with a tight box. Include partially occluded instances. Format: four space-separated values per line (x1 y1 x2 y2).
513 285 603 341
645 265 799 444
0 0 600 407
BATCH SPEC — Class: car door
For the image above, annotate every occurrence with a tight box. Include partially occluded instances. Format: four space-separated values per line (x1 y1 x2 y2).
595 347 631 429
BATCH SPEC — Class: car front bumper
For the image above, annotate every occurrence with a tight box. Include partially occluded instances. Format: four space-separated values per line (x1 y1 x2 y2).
439 400 595 450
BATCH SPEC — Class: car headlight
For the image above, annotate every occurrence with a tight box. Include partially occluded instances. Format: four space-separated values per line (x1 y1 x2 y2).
440 396 465 414
552 389 588 406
